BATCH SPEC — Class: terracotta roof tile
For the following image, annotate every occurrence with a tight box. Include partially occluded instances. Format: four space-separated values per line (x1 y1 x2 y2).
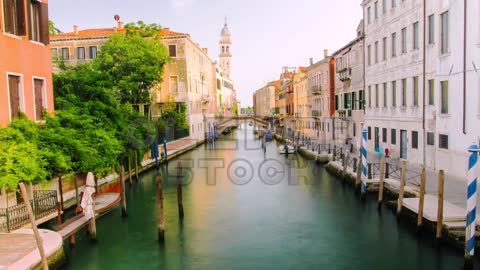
51 27 187 40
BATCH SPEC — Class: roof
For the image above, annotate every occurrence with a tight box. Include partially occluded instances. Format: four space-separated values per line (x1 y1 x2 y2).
51 27 188 40
297 66 308 73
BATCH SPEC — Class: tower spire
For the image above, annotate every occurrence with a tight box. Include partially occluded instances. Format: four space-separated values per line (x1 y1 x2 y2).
224 16 227 26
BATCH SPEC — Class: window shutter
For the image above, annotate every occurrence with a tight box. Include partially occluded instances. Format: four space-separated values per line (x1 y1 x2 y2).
3 0 13 33
15 0 26 36
8 76 21 118
39 2 49 44
26 0 32 39
34 79 43 120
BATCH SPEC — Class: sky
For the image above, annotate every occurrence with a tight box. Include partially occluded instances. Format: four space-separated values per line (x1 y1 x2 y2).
49 0 363 107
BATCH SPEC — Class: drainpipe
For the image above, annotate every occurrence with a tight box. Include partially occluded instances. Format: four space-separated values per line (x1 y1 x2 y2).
422 0 426 166
462 0 467 134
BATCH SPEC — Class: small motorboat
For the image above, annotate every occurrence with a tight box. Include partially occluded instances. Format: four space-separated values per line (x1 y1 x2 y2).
278 144 295 154
249 121 253 126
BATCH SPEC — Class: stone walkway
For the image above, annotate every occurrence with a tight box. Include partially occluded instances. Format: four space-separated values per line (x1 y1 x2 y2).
0 229 62 270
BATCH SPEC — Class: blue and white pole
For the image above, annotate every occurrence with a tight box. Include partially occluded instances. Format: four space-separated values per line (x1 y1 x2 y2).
361 128 368 195
466 144 479 262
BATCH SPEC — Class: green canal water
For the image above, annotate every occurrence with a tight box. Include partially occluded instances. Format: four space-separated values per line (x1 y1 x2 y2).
61 125 474 270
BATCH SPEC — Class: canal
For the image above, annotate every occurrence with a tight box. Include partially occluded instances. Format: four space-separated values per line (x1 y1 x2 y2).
61 124 472 270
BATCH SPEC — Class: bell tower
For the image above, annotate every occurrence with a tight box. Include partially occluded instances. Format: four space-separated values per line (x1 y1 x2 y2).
219 18 232 79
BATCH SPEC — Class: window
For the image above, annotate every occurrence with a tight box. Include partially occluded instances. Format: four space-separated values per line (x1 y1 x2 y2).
368 126 372 140
368 86 372 108
382 37 387 61
33 78 45 120
170 76 178 92
374 1 378 19
77 47 85 59
402 78 407 106
401 27 407 53
413 22 419 49
143 105 150 116
168 44 177 57
391 32 397 57
428 14 435 44
353 123 356 137
89 46 97 59
27 0 49 44
374 41 379 63
51 48 57 58
439 134 448 149
8 75 22 119
441 11 449 54
359 90 365 110
382 128 387 143
427 132 434 146
383 83 387 107
3 0 26 36
428 79 434 105
392 0 396 8
367 45 371 65
391 129 397 145
375 84 379 108
412 131 418 149
61 48 69 60
383 0 387 14
441 80 448 114
413 76 419 106
367 7 371 24
392 81 397 107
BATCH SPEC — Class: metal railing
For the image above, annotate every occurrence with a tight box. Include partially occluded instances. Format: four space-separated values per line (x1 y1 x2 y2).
367 163 422 186
0 190 58 232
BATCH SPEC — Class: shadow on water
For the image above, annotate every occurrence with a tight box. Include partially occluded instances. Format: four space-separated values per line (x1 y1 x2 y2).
54 125 480 270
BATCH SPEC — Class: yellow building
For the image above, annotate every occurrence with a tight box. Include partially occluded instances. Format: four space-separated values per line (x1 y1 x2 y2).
50 23 217 142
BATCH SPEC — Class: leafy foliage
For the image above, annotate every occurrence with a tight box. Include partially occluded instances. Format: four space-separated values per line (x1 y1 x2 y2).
95 32 169 104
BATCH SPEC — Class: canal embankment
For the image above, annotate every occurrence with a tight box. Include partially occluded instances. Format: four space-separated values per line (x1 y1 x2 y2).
294 143 480 253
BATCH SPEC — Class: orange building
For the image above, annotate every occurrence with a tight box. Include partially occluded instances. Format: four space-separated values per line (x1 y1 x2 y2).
0 0 53 127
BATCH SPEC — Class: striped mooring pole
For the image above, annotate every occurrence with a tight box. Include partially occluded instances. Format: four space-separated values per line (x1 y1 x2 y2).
361 128 368 195
465 144 479 268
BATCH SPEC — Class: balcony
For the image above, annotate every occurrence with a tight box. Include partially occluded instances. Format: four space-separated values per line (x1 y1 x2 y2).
311 110 321 118
201 95 210 104
311 85 322 95
339 68 352 82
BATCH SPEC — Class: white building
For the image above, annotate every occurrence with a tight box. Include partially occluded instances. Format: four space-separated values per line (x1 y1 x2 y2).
219 19 232 79
332 20 365 151
362 0 425 164
362 0 480 176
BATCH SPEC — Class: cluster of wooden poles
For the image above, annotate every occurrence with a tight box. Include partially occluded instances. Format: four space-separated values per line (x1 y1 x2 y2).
156 161 184 242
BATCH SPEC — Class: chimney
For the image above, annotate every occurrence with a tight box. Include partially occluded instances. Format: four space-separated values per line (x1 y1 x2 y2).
117 21 124 30
73 25 79 35
309 57 314 66
324 49 329 58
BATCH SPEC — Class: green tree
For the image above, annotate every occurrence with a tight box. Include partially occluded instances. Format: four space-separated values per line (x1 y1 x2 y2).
49 20 62 35
124 21 162 38
95 31 169 105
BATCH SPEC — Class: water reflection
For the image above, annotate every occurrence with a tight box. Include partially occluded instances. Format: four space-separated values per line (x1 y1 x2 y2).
61 124 474 270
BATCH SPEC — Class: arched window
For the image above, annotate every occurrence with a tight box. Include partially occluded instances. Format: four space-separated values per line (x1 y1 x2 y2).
222 46 225 53
226 46 230 53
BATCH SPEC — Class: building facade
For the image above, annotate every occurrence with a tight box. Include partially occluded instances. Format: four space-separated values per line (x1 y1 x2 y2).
51 23 233 142
253 82 275 117
306 52 334 144
1 0 53 127
362 0 425 164
332 20 365 151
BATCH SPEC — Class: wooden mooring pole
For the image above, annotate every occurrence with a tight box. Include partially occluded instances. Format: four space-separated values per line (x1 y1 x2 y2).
134 150 139 182
355 154 362 190
156 174 165 242
177 162 184 219
417 167 427 230
396 160 407 219
436 170 444 240
89 197 97 241
342 153 349 180
19 182 49 270
127 155 133 185
120 165 127 217
377 156 386 209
